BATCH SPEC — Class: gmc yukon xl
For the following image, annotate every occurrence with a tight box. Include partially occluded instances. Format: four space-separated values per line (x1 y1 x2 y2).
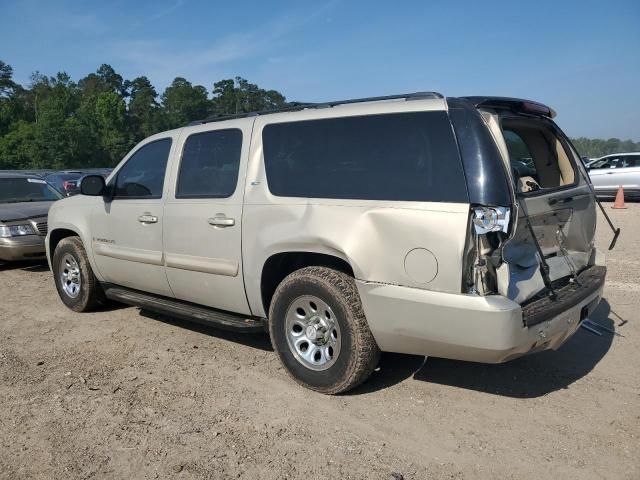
46 93 606 394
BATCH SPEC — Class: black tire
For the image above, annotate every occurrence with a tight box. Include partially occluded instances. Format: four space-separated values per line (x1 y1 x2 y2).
269 266 380 394
52 236 105 312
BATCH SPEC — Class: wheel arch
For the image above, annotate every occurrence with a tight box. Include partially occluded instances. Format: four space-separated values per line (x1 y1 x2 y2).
260 251 356 316
47 227 101 281
49 228 81 260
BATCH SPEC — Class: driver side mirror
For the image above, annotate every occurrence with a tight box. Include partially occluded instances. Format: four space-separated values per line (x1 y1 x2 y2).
80 175 106 196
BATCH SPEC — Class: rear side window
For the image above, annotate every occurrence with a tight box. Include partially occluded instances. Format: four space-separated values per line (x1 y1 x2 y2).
115 138 172 199
262 111 468 202
176 129 243 198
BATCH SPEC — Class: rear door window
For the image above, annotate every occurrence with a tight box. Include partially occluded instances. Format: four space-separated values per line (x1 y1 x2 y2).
176 129 243 198
262 111 468 202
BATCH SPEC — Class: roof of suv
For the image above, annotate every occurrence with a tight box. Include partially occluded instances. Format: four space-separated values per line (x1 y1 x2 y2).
186 93 557 129
188 91 446 127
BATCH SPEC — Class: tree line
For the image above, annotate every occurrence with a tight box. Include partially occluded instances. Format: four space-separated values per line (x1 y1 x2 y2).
0 59 637 170
0 60 286 170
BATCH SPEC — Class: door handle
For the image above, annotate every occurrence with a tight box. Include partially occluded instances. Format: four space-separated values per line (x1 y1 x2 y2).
138 214 158 224
208 215 235 227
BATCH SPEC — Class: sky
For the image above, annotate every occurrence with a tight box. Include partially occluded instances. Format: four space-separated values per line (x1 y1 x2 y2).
1 0 639 140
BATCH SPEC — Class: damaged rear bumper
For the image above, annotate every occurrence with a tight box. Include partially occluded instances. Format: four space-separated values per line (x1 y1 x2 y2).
521 265 606 327
356 264 605 363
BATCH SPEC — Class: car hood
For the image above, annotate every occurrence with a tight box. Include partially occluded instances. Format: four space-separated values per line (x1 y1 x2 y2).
0 201 54 223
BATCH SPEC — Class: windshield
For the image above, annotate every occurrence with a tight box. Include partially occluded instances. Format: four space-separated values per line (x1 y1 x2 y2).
0 178 63 203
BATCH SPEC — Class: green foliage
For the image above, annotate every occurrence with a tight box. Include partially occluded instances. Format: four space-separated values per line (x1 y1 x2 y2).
160 77 209 129
0 60 289 170
571 137 640 159
0 59 637 170
210 76 286 116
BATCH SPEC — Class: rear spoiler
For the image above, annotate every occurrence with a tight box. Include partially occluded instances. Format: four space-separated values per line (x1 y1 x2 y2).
461 96 557 119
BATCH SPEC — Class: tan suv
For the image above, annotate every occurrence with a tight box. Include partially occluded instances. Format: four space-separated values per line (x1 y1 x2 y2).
46 93 606 394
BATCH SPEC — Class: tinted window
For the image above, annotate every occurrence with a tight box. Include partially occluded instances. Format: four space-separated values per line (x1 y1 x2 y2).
503 130 537 177
115 139 172 199
262 111 467 202
622 156 638 168
176 129 242 198
0 178 63 203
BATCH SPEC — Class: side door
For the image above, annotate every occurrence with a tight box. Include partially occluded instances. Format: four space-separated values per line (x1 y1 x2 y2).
90 136 175 297
163 121 252 315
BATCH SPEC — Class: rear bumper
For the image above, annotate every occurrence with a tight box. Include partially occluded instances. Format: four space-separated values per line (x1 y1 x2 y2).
0 236 46 261
356 265 605 363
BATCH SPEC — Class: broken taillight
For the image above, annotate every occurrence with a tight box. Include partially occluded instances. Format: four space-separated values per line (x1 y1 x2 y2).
463 206 512 295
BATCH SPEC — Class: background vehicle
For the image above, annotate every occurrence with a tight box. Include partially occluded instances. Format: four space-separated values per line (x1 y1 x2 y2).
44 171 84 196
0 173 62 261
45 169 112 197
587 152 640 199
46 93 605 394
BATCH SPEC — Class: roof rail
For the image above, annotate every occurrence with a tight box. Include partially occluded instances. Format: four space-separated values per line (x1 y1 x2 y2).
187 91 444 126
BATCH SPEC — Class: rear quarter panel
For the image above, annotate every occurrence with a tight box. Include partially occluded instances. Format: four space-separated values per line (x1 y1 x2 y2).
242 104 470 317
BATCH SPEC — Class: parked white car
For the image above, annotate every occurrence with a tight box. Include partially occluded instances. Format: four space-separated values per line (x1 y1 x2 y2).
46 93 606 394
588 152 640 199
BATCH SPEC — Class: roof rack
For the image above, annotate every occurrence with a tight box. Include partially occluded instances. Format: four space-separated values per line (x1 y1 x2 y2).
188 91 444 126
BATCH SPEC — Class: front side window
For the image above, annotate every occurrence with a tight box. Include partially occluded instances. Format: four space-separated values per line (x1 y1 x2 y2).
114 138 172 199
262 111 468 202
590 156 636 169
588 157 613 169
176 129 243 198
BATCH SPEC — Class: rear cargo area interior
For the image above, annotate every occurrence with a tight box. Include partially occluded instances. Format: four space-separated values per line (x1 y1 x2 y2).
502 118 576 193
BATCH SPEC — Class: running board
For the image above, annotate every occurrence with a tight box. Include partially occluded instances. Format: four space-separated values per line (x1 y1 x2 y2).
103 284 265 333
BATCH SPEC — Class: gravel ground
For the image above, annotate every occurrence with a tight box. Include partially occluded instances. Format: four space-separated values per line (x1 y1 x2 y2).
0 202 638 479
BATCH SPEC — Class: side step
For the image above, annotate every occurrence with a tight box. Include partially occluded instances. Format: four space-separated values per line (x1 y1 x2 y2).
103 284 266 333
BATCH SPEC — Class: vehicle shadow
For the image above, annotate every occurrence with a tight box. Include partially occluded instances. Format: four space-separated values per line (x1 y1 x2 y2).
0 260 50 272
413 299 617 398
347 352 427 395
349 299 618 397
138 309 273 352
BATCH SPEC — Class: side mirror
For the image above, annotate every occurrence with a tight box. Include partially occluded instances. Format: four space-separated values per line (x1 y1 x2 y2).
80 175 106 196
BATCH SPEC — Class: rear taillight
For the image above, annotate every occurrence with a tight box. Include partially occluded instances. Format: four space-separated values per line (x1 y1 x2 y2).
471 206 510 234
462 205 511 295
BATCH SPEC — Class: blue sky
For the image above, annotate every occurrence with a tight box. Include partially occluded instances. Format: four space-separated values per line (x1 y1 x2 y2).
2 0 639 139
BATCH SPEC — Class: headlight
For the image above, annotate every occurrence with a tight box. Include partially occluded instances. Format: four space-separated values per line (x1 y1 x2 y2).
0 224 36 237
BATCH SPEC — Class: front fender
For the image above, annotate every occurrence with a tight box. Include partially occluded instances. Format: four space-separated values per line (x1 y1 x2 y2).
46 197 103 281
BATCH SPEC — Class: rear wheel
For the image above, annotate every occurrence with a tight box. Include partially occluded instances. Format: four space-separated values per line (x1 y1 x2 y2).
269 266 380 394
52 237 104 312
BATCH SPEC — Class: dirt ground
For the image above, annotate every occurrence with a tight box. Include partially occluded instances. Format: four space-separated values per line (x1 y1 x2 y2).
1 203 638 480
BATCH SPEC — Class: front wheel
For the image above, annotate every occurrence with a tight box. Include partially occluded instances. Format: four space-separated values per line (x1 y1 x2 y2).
52 237 105 312
269 266 380 394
